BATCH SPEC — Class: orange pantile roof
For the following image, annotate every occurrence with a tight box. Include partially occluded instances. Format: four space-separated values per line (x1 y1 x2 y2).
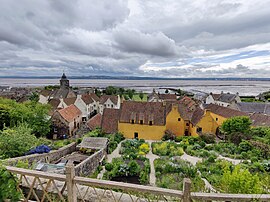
58 104 82 122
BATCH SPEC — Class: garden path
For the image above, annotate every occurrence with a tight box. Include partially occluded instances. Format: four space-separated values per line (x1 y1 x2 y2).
145 140 159 186
180 152 202 166
97 140 125 179
217 155 247 165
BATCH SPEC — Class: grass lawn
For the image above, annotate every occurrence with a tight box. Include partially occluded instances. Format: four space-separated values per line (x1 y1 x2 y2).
131 93 148 102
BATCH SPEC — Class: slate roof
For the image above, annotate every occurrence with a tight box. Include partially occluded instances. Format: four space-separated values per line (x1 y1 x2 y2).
119 101 166 125
236 102 270 115
211 93 237 103
87 114 102 130
250 113 270 127
57 104 82 123
101 108 120 133
78 137 108 150
205 104 248 118
48 99 61 110
50 88 75 99
191 107 205 125
100 95 118 105
40 90 52 97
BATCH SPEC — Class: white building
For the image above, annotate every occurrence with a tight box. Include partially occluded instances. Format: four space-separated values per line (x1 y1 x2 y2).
205 92 241 108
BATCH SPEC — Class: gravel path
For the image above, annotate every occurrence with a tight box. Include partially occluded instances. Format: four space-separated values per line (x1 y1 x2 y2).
145 140 159 186
97 140 125 179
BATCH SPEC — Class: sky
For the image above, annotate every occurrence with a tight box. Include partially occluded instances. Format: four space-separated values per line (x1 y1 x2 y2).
1 0 270 78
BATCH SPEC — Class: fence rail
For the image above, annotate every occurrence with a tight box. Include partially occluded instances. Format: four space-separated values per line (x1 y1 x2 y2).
6 165 270 202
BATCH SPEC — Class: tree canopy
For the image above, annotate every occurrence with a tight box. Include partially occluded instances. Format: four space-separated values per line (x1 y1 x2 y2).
0 98 51 137
221 116 251 135
0 123 37 158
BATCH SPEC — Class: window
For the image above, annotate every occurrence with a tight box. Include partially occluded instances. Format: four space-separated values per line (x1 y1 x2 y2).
186 123 189 126
197 127 202 133
149 121 153 125
216 117 218 121
178 118 181 121
111 104 114 108
140 120 143 124
131 119 135 124
94 104 96 107
134 132 138 139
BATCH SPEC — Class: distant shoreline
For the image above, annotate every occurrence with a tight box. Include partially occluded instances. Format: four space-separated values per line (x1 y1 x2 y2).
0 76 270 81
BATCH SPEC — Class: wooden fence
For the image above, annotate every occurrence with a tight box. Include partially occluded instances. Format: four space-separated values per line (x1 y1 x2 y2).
6 165 270 202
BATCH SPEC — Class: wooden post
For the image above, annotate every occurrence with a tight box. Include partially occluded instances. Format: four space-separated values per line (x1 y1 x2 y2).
183 178 192 202
66 165 77 202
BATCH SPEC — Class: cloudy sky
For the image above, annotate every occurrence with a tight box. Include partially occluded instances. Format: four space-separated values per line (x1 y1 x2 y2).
1 0 270 78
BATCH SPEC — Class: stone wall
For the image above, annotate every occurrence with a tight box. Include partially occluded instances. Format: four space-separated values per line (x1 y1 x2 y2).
75 149 106 176
7 142 76 166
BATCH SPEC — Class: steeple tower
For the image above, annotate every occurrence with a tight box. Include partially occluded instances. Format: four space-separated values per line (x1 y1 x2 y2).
60 73 69 89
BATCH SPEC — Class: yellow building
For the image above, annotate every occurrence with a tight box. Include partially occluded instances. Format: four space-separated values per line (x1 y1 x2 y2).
103 99 250 140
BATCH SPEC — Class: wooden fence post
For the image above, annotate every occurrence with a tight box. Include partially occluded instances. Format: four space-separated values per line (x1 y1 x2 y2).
183 178 192 202
66 165 77 202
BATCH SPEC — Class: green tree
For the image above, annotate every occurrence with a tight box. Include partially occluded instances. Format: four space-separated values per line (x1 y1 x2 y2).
29 92 39 102
105 86 118 95
0 104 11 130
221 116 251 141
139 91 144 100
0 98 51 137
0 123 37 158
126 89 134 100
220 165 263 194
94 89 102 97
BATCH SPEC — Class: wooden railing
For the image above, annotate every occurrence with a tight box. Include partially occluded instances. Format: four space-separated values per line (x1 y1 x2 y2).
6 165 270 202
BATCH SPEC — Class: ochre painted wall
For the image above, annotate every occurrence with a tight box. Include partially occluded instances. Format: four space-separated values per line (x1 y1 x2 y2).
191 111 228 136
118 122 166 140
166 105 185 136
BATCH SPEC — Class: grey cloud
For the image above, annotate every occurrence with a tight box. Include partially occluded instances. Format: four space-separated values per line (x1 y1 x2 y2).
0 0 270 77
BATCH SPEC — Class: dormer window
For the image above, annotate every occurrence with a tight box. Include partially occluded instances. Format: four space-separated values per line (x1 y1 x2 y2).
178 118 181 121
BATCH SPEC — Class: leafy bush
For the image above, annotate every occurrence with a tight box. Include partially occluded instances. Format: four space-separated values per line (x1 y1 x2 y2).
162 130 176 141
105 163 113 171
220 165 263 194
0 165 21 201
199 133 215 144
152 142 184 157
0 123 37 158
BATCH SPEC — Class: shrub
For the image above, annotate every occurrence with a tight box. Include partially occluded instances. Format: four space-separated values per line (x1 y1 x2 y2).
105 163 113 171
199 133 215 144
139 143 150 154
162 130 176 141
0 165 21 201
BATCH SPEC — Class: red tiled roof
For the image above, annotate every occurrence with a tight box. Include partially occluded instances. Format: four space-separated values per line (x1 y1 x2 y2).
250 113 270 127
87 114 102 130
119 101 166 125
158 94 177 100
81 94 94 105
100 95 118 105
205 104 248 118
101 108 119 133
89 93 100 102
63 97 76 106
57 104 82 122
